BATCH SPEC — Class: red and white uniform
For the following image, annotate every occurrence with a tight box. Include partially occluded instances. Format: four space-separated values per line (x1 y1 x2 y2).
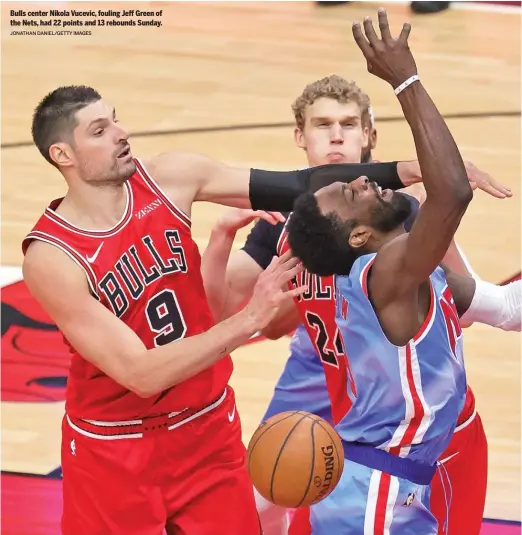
22 159 260 535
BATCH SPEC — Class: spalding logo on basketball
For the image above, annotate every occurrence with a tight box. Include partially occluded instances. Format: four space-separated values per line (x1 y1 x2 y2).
247 410 344 508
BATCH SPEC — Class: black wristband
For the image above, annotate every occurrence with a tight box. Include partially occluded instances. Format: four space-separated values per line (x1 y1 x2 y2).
249 162 404 211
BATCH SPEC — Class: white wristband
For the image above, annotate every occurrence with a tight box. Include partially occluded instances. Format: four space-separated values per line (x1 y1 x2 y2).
394 75 420 96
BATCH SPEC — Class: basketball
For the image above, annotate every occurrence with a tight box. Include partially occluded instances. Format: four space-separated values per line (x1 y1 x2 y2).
247 410 344 508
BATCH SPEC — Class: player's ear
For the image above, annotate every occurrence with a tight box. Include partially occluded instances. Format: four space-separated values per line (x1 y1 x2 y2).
294 127 306 150
348 225 371 249
49 142 74 168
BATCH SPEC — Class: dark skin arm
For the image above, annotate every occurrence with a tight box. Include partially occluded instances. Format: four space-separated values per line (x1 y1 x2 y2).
355 10 473 345
443 268 476 318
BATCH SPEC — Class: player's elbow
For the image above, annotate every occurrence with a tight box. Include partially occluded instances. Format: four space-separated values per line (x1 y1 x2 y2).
122 357 162 399
451 180 474 208
126 377 159 399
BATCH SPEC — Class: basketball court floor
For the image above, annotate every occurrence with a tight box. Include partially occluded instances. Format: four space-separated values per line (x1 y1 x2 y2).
1 1 520 533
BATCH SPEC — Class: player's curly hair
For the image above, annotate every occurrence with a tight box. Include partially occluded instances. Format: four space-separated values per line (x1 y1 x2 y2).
292 75 371 131
32 85 101 167
286 193 359 276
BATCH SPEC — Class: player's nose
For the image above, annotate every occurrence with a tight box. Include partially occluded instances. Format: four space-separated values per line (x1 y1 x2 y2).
352 176 369 191
330 124 343 143
116 122 130 141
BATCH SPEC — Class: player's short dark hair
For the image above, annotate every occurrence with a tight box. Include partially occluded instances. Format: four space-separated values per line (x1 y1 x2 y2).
287 193 359 276
31 85 102 166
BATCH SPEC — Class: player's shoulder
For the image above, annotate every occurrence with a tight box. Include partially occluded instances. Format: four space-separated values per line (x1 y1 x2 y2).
23 239 86 295
140 151 211 182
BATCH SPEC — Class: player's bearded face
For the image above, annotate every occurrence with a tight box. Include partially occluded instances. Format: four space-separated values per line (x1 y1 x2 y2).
368 191 412 232
72 101 136 185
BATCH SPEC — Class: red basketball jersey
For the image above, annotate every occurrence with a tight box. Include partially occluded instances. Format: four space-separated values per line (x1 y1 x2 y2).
276 225 355 424
22 159 233 420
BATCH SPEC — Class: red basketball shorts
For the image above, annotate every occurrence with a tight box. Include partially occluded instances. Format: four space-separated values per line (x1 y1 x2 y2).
61 387 261 535
431 410 488 535
288 410 487 535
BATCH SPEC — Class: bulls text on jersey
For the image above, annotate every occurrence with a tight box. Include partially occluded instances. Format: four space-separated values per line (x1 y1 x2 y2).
98 230 187 319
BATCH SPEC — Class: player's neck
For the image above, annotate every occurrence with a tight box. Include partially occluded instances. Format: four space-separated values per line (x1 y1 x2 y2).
366 226 406 254
58 181 128 230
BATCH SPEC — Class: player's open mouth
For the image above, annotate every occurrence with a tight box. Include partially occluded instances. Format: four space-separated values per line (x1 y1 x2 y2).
373 183 392 201
118 147 131 159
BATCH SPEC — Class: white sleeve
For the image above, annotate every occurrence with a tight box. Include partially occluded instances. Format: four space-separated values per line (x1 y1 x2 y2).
460 279 521 332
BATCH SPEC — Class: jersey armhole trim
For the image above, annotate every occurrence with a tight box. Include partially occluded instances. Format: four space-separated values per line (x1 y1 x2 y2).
24 232 100 300
134 158 192 229
276 216 291 257
359 255 436 345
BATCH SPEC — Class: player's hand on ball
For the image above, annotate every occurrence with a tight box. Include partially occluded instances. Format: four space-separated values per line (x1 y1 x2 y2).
245 250 307 330
216 209 285 235
352 7 417 88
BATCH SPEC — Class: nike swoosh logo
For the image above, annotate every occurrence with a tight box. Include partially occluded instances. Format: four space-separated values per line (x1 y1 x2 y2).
438 451 460 465
87 242 104 263
227 405 236 423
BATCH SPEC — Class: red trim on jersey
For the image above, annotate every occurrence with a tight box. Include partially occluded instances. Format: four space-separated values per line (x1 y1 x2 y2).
43 181 133 238
456 387 475 427
24 231 99 298
388 342 425 456
276 222 290 257
134 158 191 229
360 256 375 298
374 472 392 534
360 256 436 345
413 281 436 343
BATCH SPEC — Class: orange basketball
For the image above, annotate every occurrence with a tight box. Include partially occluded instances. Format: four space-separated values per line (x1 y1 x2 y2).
247 410 344 508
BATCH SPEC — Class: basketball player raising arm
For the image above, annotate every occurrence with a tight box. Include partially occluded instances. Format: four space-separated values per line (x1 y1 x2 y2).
286 10 520 339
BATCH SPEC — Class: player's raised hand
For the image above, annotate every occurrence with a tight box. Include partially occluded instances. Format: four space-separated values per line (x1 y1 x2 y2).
352 7 417 88
244 250 307 330
216 209 285 235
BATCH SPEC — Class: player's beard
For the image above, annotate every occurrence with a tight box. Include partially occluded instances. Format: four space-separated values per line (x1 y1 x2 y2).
79 154 136 186
370 191 413 232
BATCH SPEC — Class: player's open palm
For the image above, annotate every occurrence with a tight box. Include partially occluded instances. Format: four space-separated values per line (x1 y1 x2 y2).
352 8 417 88
245 250 307 330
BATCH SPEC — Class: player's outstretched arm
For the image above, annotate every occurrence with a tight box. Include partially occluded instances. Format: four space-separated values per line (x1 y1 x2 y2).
444 269 521 332
147 151 417 214
146 148 507 218
23 242 306 398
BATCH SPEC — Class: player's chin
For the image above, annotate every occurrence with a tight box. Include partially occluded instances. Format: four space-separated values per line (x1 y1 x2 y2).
118 158 136 179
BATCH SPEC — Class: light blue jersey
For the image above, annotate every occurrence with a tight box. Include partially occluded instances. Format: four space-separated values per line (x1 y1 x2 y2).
334 253 467 465
309 254 467 535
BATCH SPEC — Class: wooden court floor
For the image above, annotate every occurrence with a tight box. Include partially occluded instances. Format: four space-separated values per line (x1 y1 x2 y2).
1 0 521 524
